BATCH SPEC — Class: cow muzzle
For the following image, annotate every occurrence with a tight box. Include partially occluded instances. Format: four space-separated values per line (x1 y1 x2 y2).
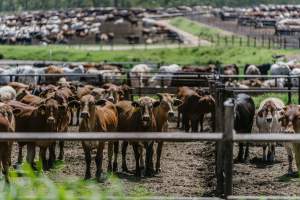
47 116 55 124
168 111 175 120
80 111 90 119
266 117 273 123
107 96 114 103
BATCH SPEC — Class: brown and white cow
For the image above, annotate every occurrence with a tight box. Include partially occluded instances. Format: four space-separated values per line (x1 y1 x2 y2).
256 98 285 162
77 94 118 181
0 103 15 182
278 105 300 175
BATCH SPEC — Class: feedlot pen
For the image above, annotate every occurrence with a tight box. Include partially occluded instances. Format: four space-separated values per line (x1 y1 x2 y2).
2 72 300 199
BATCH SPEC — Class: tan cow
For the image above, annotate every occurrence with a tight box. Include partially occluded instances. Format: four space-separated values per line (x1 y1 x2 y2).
278 105 300 175
78 94 118 181
0 103 15 182
153 93 182 173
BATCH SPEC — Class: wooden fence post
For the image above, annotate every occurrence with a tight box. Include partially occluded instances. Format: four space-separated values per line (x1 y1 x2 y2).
254 37 256 47
239 37 242 47
223 98 234 197
298 38 300 49
268 37 271 49
225 36 228 46
262 35 265 47
284 38 287 49
217 34 220 45
231 35 234 46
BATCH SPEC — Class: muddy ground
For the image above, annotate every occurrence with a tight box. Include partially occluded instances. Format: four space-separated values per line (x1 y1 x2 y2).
9 116 300 197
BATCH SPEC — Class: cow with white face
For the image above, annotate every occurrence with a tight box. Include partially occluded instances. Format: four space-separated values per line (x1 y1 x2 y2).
256 97 285 162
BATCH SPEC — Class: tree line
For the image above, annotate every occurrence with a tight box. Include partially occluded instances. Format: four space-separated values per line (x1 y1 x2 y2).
0 0 300 12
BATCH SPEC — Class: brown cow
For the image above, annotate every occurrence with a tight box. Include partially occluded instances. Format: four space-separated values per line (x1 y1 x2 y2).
180 91 215 132
153 93 182 173
77 94 118 181
9 99 59 170
118 97 160 176
0 103 15 182
278 105 300 175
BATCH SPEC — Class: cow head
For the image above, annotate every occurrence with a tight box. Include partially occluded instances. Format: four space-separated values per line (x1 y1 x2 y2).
38 98 59 131
279 105 300 134
157 93 182 120
80 94 96 120
132 97 160 128
258 101 280 128
0 103 14 132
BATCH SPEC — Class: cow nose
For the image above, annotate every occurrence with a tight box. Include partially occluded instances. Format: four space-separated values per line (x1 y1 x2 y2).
47 116 55 124
80 112 90 119
107 96 114 102
266 118 272 123
168 112 175 119
142 115 150 121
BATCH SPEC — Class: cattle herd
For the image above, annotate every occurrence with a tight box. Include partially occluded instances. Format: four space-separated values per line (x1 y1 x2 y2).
0 61 299 189
0 7 202 45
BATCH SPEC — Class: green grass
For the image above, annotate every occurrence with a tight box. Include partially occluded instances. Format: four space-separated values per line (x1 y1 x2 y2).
0 45 297 68
170 17 231 40
252 93 299 108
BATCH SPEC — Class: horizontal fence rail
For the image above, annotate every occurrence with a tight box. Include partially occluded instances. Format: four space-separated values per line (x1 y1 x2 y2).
0 132 223 142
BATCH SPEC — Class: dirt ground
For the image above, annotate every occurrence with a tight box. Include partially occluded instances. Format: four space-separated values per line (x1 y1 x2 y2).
9 116 300 197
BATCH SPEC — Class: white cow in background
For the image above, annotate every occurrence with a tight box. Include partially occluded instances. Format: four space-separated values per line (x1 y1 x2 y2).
130 64 152 87
149 64 182 88
270 62 291 76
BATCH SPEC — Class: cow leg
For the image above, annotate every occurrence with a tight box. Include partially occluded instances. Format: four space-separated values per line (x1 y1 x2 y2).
235 143 244 162
39 147 48 171
244 143 250 163
83 145 92 180
199 114 204 132
156 141 163 173
121 141 129 172
107 142 113 172
69 110 74 125
58 141 64 160
132 143 141 177
17 143 24 165
183 113 189 132
48 143 56 169
26 143 36 170
113 141 119 172
285 144 294 176
145 142 154 176
95 143 104 182
267 144 275 163
2 158 9 183
177 111 181 128
262 145 267 161
76 108 80 126
191 119 199 133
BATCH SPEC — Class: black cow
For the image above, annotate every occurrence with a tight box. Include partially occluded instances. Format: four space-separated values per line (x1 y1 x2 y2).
234 93 255 163
244 64 272 76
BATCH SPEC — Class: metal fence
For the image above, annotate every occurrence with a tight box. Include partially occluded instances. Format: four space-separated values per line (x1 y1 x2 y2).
1 72 300 199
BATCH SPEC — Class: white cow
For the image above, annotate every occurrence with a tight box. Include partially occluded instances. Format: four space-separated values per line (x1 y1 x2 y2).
256 98 285 162
0 86 16 102
290 68 300 87
149 64 182 88
270 62 291 76
130 64 152 87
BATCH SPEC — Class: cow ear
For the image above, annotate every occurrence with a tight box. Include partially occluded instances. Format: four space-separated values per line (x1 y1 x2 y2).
68 100 81 108
95 99 107 106
173 99 183 106
257 110 263 117
132 101 140 108
156 93 163 101
153 101 160 108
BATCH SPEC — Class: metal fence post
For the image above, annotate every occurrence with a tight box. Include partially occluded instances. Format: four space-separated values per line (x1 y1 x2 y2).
216 83 225 196
298 77 300 105
288 76 292 104
223 99 234 197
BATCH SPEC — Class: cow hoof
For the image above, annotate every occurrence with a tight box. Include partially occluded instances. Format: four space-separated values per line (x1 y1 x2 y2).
58 156 63 161
155 168 161 174
107 164 112 172
145 168 155 177
84 173 92 180
113 162 118 172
